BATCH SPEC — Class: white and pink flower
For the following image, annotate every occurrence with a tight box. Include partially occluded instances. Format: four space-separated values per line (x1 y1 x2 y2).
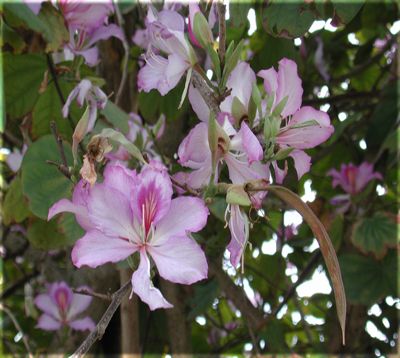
48 162 209 310
34 281 95 331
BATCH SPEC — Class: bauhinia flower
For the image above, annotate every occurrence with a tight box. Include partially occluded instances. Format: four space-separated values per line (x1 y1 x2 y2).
48 162 209 310
258 58 334 183
326 162 383 215
34 281 95 331
327 162 383 195
62 79 107 133
138 7 198 98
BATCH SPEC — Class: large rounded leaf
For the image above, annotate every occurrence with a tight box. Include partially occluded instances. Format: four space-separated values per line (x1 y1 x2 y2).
3 177 31 225
20 134 74 219
352 212 398 259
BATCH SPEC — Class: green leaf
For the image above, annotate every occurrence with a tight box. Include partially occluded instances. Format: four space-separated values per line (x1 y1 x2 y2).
3 177 31 225
262 2 315 39
267 185 346 344
352 212 398 259
36 2 69 53
20 135 74 219
4 52 47 119
208 196 228 222
229 1 251 28
328 214 344 252
27 216 67 251
188 278 220 319
331 0 365 26
259 319 286 352
31 81 85 140
100 128 147 166
339 250 397 305
57 212 86 246
101 101 131 135
138 89 161 121
1 21 26 54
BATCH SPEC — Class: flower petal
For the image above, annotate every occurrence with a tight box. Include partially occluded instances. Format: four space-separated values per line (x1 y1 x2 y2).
130 248 173 310
148 235 208 284
225 62 256 108
66 286 93 321
34 294 62 321
289 150 311 180
87 184 136 239
35 314 62 331
69 317 96 331
277 107 333 149
72 230 138 268
103 164 138 194
178 123 210 167
188 84 210 122
152 197 209 245
227 204 246 269
130 168 172 234
138 55 169 94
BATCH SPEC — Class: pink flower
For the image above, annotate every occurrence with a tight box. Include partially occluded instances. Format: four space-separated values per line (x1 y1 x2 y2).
34 281 95 331
326 162 383 196
138 8 197 96
59 0 114 32
48 163 209 310
258 58 334 182
62 79 107 132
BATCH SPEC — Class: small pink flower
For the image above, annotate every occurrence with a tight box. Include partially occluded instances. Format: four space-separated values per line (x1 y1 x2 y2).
326 162 383 196
34 281 95 331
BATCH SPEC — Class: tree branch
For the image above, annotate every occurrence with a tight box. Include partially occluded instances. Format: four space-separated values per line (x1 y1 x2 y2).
71 288 113 302
170 175 203 197
114 2 130 106
191 70 221 117
69 280 132 358
217 0 226 70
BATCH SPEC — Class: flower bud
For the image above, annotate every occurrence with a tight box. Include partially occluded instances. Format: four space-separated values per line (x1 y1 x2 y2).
226 185 251 207
273 146 296 161
72 107 90 164
191 10 214 49
232 96 248 127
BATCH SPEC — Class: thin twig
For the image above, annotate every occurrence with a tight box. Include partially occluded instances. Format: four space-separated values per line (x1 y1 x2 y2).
170 175 203 197
191 70 221 117
114 2 130 106
217 0 226 70
46 161 72 180
50 121 69 168
46 53 76 132
69 280 132 358
302 90 381 106
71 288 113 302
0 303 34 358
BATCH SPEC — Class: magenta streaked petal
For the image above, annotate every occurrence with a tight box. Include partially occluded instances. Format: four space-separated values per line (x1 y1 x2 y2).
49 281 73 314
227 204 246 269
35 314 62 331
66 286 93 321
71 230 139 268
34 294 62 321
87 184 136 239
152 197 209 245
69 317 96 331
130 168 172 234
130 248 173 310
188 3 202 47
148 235 208 284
